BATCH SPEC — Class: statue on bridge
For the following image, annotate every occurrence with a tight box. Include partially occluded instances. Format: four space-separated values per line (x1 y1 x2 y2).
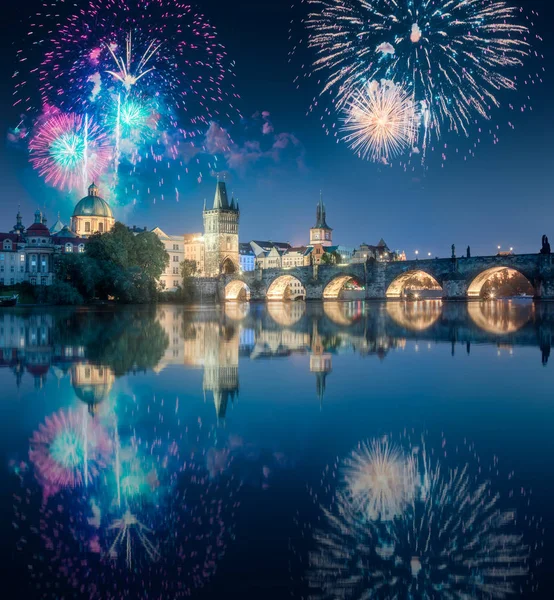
451 244 456 259
540 235 551 255
466 246 471 258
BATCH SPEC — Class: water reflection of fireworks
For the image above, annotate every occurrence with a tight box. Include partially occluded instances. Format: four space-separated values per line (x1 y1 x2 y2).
303 436 541 599
342 438 415 521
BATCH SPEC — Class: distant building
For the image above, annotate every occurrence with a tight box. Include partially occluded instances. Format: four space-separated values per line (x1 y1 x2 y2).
251 241 292 270
184 233 205 275
336 245 355 264
203 181 240 276
352 239 396 263
239 243 255 272
70 183 115 237
151 227 185 291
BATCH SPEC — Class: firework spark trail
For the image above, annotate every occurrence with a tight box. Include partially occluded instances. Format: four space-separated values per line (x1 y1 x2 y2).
301 0 536 154
82 113 89 194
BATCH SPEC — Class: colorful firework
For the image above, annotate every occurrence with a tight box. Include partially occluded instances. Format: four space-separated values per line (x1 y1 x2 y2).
300 435 541 599
15 0 242 201
29 111 112 193
29 407 112 500
341 436 416 520
342 79 419 163
298 0 539 157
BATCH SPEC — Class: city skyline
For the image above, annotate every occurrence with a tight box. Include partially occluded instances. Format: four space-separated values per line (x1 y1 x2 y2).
1 0 553 258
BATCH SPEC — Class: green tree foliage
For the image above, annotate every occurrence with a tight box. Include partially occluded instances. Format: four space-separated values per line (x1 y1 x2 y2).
50 223 169 304
321 250 342 265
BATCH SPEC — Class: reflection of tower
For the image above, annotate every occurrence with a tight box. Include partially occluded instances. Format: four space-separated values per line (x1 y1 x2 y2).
202 322 240 421
71 363 115 416
203 181 240 276
310 321 332 408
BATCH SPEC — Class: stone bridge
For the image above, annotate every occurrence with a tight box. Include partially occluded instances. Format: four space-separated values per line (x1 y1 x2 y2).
194 253 554 302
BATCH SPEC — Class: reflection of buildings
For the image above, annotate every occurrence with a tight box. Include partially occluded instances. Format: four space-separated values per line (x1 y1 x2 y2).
70 363 115 416
310 322 332 407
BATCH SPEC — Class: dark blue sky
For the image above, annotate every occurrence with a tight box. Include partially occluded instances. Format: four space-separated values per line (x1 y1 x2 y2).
1 0 553 256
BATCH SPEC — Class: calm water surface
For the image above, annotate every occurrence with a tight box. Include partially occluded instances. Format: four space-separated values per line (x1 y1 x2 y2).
2 300 554 599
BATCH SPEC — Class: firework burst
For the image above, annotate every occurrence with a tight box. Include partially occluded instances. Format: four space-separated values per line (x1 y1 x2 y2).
29 111 112 193
302 436 540 599
299 0 539 156
341 436 416 520
342 79 419 163
29 408 112 500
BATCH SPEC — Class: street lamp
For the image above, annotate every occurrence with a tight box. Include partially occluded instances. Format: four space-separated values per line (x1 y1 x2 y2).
415 250 419 259
510 247 514 253
427 252 431 257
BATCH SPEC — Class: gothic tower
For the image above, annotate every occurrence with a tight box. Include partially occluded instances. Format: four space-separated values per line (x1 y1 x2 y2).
203 181 240 276
309 193 333 247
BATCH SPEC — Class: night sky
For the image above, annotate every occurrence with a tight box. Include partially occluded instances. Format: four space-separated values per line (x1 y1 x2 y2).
1 0 553 256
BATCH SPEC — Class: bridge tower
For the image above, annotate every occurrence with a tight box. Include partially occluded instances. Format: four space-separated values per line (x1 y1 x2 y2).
203 181 240 277
309 193 333 247
202 322 239 421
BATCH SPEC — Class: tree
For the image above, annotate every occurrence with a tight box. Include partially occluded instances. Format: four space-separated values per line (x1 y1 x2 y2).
178 259 198 303
321 250 341 265
180 259 197 280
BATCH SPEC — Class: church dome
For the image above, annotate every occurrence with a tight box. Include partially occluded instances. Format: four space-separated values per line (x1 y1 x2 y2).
73 183 113 219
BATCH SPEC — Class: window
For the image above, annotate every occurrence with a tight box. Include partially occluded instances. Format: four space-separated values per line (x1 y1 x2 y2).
41 257 48 273
10 266 14 273
20 254 24 262
19 267 24 273
30 277 36 285
3 241 11 250
173 255 179 262
65 243 73 253
173 280 179 287
98 222 104 233
85 222 91 233
41 277 47 286
78 244 85 253
10 279 14 285
0 254 4 261
85 367 91 379
173 267 179 274
226 236 231 251
173 244 179 250
31 239 36 244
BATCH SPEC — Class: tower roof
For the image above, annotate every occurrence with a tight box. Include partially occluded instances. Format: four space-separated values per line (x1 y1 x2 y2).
313 193 332 230
213 181 230 209
50 213 65 234
73 183 113 218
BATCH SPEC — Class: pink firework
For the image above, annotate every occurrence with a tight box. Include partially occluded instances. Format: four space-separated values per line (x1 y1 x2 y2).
29 408 113 500
29 111 112 192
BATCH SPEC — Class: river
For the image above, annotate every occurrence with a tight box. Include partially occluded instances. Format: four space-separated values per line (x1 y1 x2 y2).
2 300 553 599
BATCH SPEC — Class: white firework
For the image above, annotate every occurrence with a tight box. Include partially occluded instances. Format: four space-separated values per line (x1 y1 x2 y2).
106 509 160 569
342 437 416 521
342 80 419 163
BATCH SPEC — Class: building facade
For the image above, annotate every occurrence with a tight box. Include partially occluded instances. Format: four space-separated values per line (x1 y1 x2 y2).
239 243 256 272
151 227 185 291
309 196 333 247
203 182 240 276
184 233 205 275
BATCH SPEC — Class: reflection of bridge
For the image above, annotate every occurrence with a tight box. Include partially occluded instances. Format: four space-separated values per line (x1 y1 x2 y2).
2 302 552 420
216 253 554 302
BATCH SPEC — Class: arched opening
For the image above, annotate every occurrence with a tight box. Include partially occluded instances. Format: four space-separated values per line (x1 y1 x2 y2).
386 270 442 299
323 301 363 325
467 267 535 300
467 302 532 334
386 301 442 331
225 280 250 302
267 301 306 326
266 275 306 301
323 276 365 300
221 258 237 275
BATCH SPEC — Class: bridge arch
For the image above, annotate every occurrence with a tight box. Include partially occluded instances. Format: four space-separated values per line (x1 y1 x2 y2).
323 275 364 300
225 280 250 301
467 266 535 299
386 270 442 299
266 275 306 301
221 257 238 275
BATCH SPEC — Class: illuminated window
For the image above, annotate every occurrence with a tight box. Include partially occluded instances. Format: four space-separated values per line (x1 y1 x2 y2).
85 222 91 233
65 243 73 253
20 254 24 262
78 244 85 253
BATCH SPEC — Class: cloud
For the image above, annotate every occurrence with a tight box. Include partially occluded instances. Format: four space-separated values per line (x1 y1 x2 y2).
88 72 102 102
203 112 306 175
